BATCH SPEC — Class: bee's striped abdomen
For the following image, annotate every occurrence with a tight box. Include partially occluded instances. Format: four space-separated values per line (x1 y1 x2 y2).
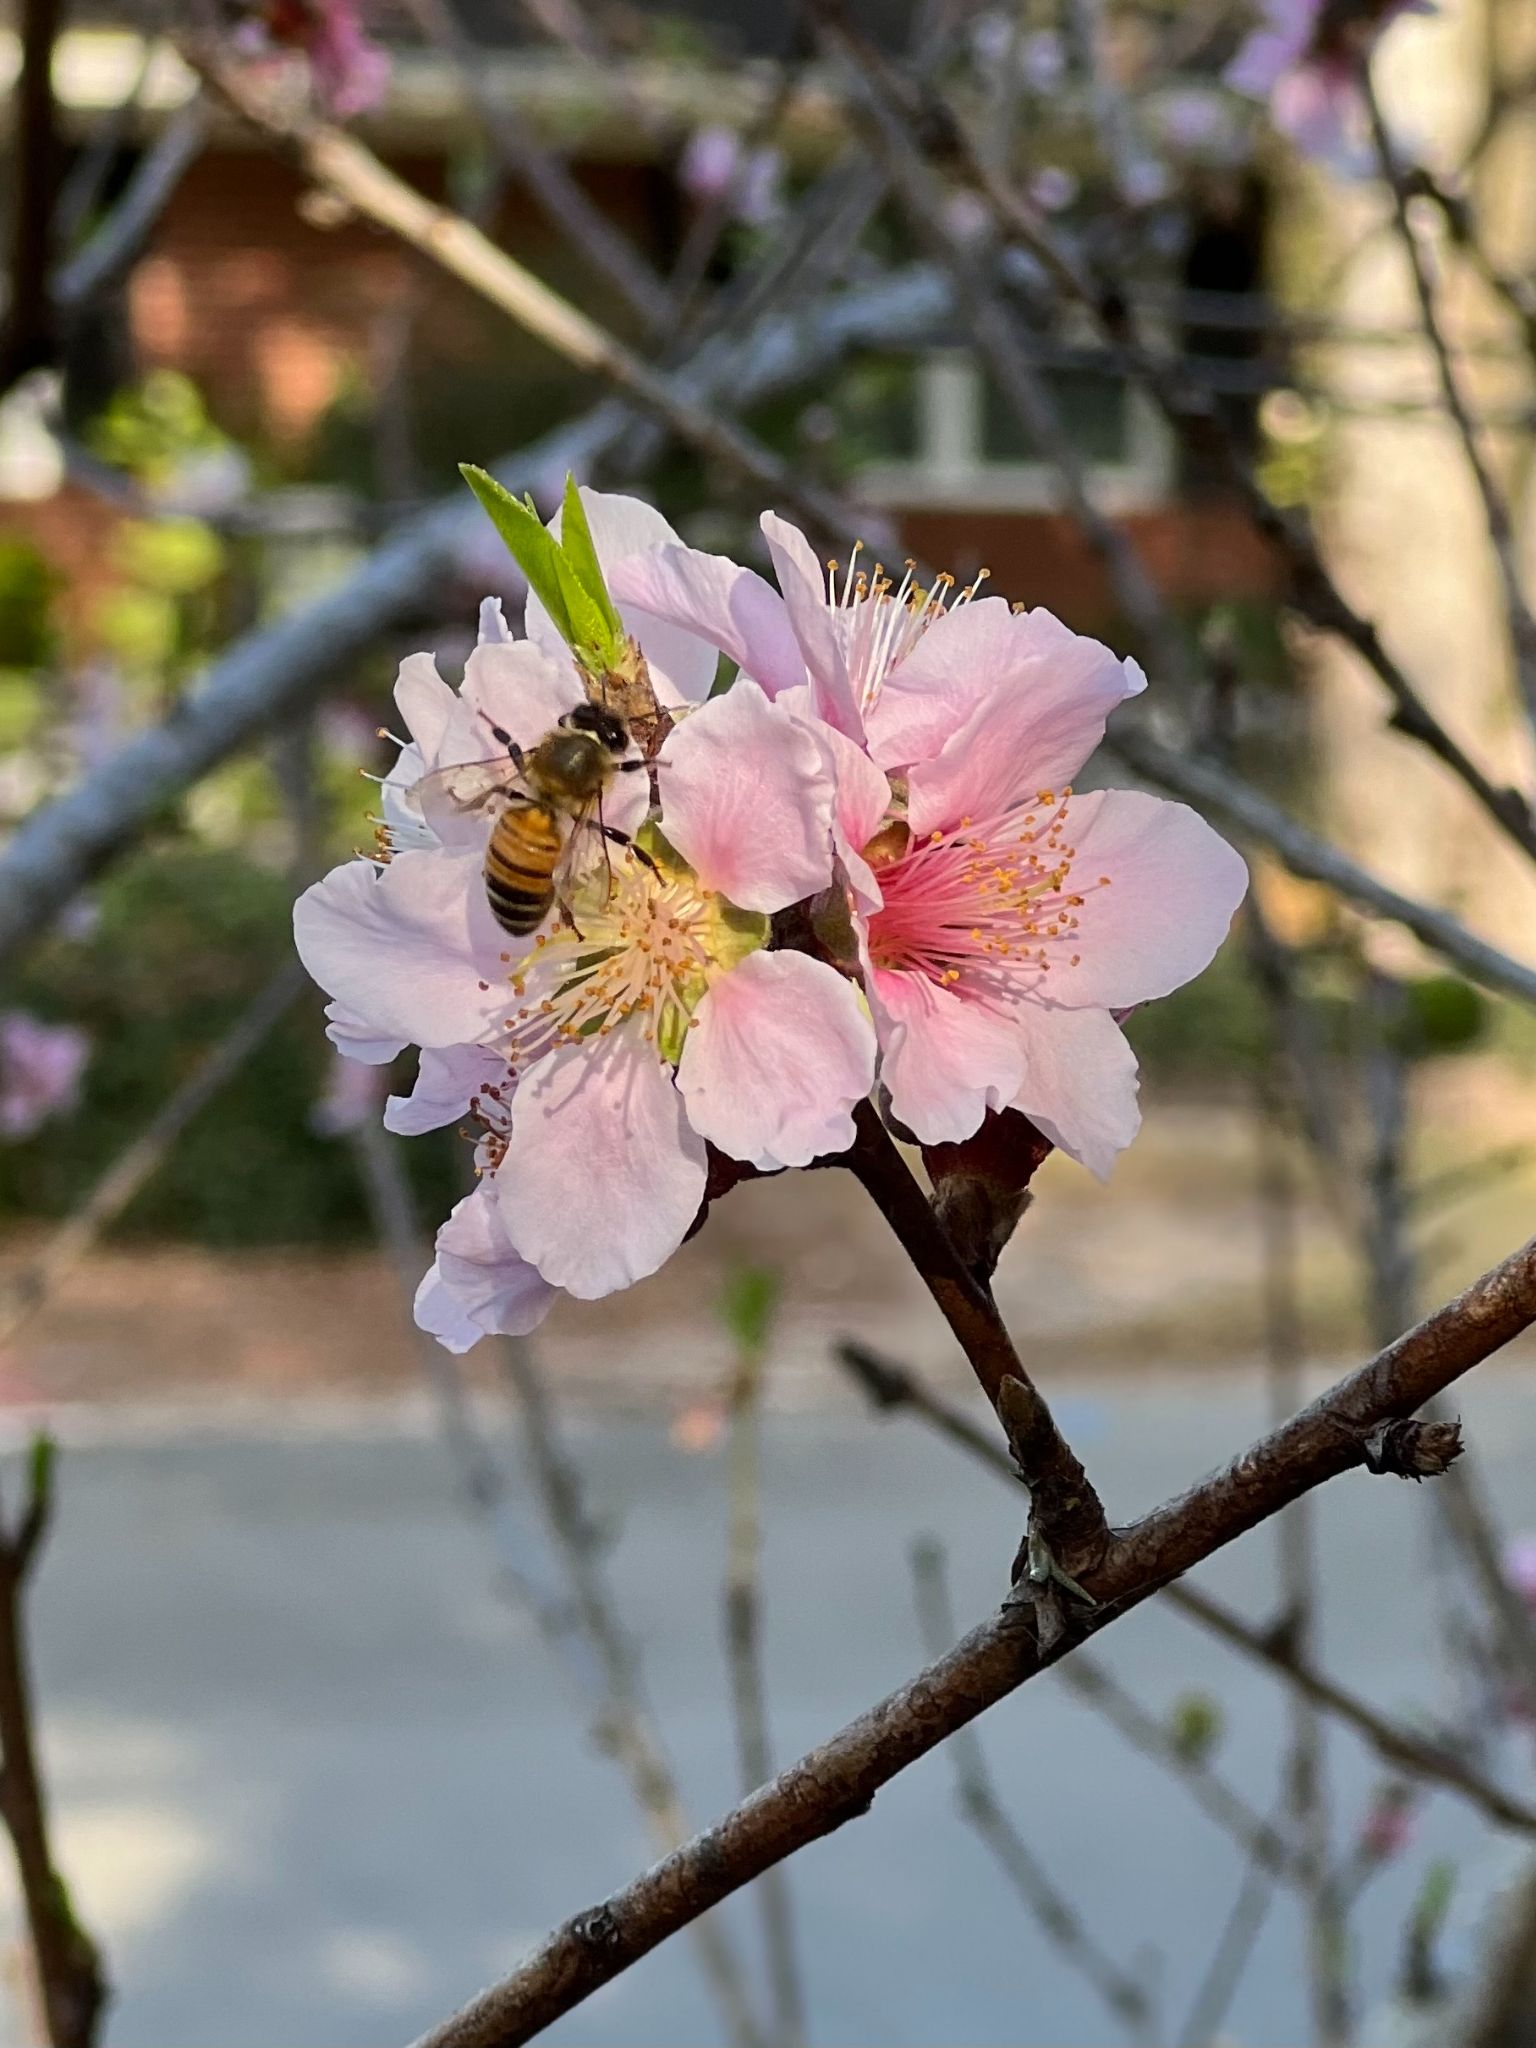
485 803 564 936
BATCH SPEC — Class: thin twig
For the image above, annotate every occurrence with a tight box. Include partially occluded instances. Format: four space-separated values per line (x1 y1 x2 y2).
723 1314 805 2048
501 1346 769 2048
53 100 210 315
837 20 1536 868
350 1121 766 2046
0 1451 107 2047
186 47 863 550
396 0 670 328
1364 71 1536 732
412 1232 1536 2048
1177 1793 1287 2048
0 960 307 1350
910 1538 1157 2045
833 1340 1536 1837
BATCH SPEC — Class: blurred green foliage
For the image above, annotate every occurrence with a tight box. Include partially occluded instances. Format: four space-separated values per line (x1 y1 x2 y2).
0 844 459 1247
0 539 58 668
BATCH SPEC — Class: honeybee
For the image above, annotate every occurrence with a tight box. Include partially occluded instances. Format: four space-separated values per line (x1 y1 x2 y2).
407 701 649 937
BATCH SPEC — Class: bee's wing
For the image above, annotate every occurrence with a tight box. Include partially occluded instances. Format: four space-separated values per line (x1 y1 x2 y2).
551 793 608 901
404 756 523 840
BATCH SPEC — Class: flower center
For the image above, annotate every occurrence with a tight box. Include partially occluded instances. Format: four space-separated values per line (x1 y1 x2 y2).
865 790 1107 998
498 852 760 1072
826 543 987 715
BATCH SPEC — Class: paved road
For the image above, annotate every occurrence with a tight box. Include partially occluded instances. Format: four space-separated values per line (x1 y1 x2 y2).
7 1363 1536 2048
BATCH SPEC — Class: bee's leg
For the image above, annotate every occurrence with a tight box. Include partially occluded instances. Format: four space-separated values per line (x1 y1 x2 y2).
485 720 525 772
600 825 658 876
617 759 648 772
556 898 586 941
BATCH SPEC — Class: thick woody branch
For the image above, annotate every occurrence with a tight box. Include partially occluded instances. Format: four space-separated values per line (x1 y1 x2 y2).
834 1340 1536 1839
411 1232 1536 2048
0 1457 107 2048
844 1102 1111 1583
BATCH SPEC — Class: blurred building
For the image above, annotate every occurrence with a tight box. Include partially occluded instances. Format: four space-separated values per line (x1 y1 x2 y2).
0 8 1285 636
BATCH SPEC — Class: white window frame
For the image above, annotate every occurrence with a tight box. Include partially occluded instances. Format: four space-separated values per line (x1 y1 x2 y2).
857 339 1174 515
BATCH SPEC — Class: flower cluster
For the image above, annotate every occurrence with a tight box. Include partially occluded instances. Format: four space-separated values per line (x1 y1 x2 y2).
295 489 1247 1351
1226 0 1433 172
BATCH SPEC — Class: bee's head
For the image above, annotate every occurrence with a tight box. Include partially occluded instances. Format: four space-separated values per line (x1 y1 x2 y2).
562 701 631 756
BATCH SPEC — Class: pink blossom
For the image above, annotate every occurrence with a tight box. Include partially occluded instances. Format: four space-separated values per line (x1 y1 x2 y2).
678 127 783 226
610 517 1247 1176
1357 1783 1415 1862
246 0 390 119
294 494 876 1347
1505 1534 1536 1611
1225 0 1433 172
0 1012 90 1141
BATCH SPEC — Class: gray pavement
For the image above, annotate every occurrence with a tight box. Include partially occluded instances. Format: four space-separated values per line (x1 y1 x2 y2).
9 1361 1536 2047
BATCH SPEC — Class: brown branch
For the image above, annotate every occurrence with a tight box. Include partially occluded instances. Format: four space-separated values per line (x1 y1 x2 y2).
833 1340 1536 1838
0 1453 108 2048
411 1235 1536 2048
843 1102 1111 1586
0 0 64 394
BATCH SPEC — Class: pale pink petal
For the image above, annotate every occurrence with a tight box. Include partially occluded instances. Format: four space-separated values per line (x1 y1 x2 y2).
761 513 863 739
385 1043 510 1136
1009 1004 1141 1180
294 851 513 1048
414 1265 485 1353
779 684 891 912
324 1001 404 1064
478 596 510 644
870 969 1025 1145
1036 790 1249 1010
462 640 583 753
499 1028 707 1297
658 679 835 913
868 601 1144 778
607 543 806 697
677 951 875 1168
393 651 462 762
426 1184 559 1344
525 487 719 707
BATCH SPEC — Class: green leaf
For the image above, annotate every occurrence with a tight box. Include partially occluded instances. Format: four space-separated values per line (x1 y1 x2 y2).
719 1265 782 1356
459 466 574 646
559 476 624 647
26 1430 56 1516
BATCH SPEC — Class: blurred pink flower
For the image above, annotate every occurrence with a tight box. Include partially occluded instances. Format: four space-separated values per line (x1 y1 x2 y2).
0 1012 90 1141
1357 1783 1415 1862
295 493 876 1346
678 125 783 225
609 519 1248 1177
246 0 390 118
1505 1533 1536 1609
1226 0 1433 171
